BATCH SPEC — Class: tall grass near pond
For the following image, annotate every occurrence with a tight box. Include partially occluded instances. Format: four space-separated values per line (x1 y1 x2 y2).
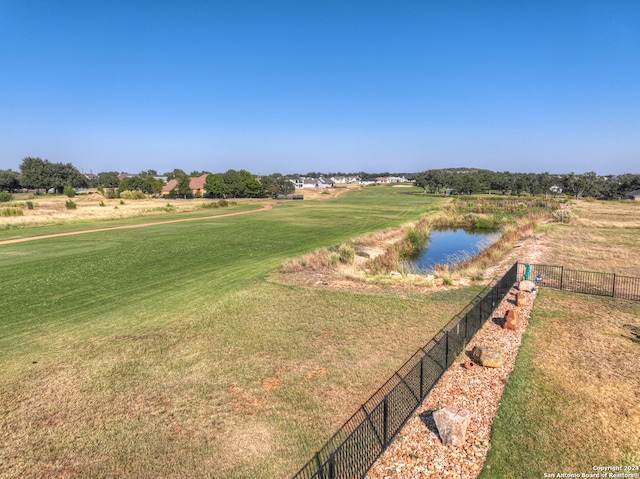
365 198 549 277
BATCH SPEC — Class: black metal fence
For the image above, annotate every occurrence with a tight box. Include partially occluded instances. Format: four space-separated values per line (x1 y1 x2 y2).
292 262 519 479
518 263 640 301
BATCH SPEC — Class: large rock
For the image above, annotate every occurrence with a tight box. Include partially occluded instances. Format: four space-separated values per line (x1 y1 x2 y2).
472 346 504 368
519 280 536 292
503 309 519 330
433 406 471 447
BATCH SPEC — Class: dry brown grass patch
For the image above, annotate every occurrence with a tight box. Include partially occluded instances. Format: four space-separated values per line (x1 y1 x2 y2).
530 292 640 463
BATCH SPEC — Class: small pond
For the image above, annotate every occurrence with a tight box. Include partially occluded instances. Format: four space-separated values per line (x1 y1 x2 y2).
409 228 501 272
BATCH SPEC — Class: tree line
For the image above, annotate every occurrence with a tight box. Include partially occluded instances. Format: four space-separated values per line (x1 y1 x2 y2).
2 158 639 200
0 157 295 199
414 169 640 200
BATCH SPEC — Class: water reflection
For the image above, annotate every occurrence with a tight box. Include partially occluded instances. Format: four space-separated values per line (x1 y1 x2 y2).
410 228 501 272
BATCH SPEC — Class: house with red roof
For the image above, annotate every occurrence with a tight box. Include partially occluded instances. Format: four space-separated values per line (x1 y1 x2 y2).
161 173 209 197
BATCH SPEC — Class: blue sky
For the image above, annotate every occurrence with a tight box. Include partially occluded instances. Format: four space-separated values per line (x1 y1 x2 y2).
1 1 638 175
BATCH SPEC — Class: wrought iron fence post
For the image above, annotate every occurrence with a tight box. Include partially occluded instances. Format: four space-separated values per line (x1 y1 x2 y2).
419 356 424 399
560 266 564 290
444 332 449 368
612 273 616 298
383 395 389 445
464 309 469 344
328 453 335 479
314 452 324 479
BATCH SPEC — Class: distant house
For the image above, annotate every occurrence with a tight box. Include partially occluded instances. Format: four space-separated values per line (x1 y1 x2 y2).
376 176 407 183
161 173 209 196
332 176 359 184
316 177 335 188
288 177 305 189
359 178 378 185
290 177 336 189
626 189 640 201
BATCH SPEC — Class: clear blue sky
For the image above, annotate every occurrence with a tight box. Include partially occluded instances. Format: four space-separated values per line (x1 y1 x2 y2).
1 1 638 175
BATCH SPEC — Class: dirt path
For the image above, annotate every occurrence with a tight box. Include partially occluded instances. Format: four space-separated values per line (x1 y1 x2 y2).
0 204 273 245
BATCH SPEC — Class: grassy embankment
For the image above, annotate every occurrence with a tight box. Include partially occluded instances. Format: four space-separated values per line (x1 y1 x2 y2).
481 200 640 478
1 185 496 479
280 195 552 286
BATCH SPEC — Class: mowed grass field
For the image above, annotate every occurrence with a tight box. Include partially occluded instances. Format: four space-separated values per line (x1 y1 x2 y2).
481 200 640 477
1 186 490 478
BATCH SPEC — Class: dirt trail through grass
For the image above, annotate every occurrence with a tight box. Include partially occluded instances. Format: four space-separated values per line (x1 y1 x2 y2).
0 203 273 245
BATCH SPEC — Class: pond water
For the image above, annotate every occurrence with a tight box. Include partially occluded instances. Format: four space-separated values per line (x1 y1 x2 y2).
409 228 501 272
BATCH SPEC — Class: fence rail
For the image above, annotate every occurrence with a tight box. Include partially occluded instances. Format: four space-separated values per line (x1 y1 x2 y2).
518 263 640 301
292 262 519 479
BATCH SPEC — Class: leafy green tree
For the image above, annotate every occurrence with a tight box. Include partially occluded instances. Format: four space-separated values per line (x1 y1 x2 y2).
563 173 587 199
456 172 480 195
0 169 20 192
414 170 448 193
204 174 227 198
98 171 120 188
176 173 192 197
19 157 86 193
276 177 295 195
50 162 87 194
19 157 49 192
221 169 244 197
164 169 187 181
259 176 278 197
118 175 162 195
237 169 263 197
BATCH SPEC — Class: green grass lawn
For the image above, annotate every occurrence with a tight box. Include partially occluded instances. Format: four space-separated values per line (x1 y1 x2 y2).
1 186 488 478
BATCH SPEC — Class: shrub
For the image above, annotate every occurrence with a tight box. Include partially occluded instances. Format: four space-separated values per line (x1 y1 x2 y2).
405 227 427 245
218 199 229 207
120 199 125 205
63 185 75 198
97 185 105 195
105 188 118 199
200 202 220 209
338 244 355 264
26 201 34 210
119 190 146 200
400 227 428 259
328 253 340 267
99 201 105 207
552 208 573 223
1 208 23 216
0 192 13 202
65 199 77 210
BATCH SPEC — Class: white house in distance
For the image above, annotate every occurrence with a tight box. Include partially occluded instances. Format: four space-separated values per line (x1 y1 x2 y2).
332 176 359 184
376 175 409 183
289 176 336 189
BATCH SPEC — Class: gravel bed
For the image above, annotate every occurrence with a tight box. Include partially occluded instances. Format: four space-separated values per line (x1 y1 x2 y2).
366 286 536 479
